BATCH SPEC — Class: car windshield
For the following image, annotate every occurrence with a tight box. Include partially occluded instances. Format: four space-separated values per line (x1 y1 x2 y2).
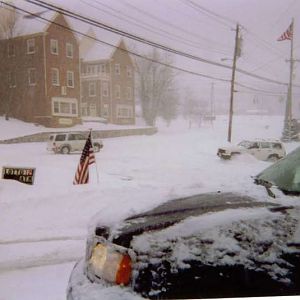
256 146 300 194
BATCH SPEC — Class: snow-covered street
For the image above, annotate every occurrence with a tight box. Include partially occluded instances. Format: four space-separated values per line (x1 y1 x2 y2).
0 115 299 299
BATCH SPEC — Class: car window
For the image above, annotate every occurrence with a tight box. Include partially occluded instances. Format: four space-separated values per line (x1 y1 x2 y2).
238 140 251 148
272 143 282 149
74 134 86 140
49 135 54 141
55 134 66 141
68 134 76 141
248 142 259 149
260 142 270 149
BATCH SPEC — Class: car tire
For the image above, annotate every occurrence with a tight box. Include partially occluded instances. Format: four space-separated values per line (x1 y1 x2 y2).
61 146 70 154
267 154 279 162
93 143 101 152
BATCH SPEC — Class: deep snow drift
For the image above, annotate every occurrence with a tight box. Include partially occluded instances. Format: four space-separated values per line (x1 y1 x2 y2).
0 115 299 300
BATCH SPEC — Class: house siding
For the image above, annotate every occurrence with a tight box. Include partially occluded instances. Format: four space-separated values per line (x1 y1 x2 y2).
110 41 135 125
0 34 46 123
0 13 81 128
80 40 135 125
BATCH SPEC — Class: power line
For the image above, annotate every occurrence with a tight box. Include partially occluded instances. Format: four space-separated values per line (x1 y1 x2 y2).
0 1 230 83
0 0 298 89
118 0 232 54
181 0 234 29
4 2 300 99
249 56 287 73
25 0 237 71
236 82 298 96
170 0 294 81
182 0 288 60
24 0 292 87
244 32 286 60
80 0 231 57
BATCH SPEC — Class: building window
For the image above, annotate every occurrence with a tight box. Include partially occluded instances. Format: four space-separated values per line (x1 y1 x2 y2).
67 71 74 88
115 63 120 75
127 66 132 78
71 102 77 114
117 104 133 118
102 82 109 97
8 71 16 88
66 43 73 58
89 103 97 116
8 44 15 57
115 84 120 98
27 38 35 54
87 65 95 74
81 102 88 116
89 82 96 97
98 64 106 74
126 87 132 100
28 68 36 85
53 101 59 113
51 68 60 86
52 97 78 116
50 39 58 55
102 104 109 117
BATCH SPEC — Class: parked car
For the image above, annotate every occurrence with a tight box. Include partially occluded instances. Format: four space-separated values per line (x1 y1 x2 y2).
67 147 300 300
217 139 286 161
47 132 103 154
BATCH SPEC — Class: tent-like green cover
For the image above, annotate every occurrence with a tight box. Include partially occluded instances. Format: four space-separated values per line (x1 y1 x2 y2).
256 146 300 194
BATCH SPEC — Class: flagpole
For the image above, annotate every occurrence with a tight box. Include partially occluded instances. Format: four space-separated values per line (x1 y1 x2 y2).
89 128 100 184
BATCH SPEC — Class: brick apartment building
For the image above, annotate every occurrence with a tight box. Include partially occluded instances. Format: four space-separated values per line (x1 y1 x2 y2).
0 10 81 127
80 33 135 125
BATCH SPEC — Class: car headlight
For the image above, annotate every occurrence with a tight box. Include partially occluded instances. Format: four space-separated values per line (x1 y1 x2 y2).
88 241 133 285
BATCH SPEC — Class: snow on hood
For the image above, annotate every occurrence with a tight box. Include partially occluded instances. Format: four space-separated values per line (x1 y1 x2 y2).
131 206 298 283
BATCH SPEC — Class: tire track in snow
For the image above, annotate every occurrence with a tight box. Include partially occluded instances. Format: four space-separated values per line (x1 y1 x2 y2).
0 237 85 272
0 235 86 245
0 255 80 272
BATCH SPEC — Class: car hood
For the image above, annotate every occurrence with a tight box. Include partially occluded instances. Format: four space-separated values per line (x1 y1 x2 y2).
104 192 276 248
256 146 300 194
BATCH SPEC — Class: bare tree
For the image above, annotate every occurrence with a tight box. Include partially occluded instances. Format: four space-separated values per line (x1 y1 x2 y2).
0 4 19 120
182 87 202 129
0 4 18 39
134 48 179 126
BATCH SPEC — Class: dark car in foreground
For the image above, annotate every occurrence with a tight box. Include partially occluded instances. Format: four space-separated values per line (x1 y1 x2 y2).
67 147 300 300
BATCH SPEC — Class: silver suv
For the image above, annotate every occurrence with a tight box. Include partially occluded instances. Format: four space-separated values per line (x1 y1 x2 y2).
217 139 286 161
47 132 103 154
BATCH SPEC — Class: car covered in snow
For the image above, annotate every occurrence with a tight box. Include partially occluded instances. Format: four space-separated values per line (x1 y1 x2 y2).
217 139 286 161
67 147 300 300
47 132 103 154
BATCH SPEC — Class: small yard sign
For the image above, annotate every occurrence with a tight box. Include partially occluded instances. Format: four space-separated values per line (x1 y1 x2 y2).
2 166 36 185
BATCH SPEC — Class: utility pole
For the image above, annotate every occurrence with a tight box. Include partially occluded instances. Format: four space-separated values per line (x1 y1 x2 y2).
227 23 240 143
282 19 295 142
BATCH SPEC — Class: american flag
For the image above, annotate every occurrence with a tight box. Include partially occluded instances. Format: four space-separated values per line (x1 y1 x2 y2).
73 132 96 184
277 23 293 41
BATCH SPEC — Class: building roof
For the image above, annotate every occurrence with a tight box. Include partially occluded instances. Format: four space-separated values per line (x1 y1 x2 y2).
78 27 124 61
10 2 57 37
2 2 131 61
1 2 74 39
